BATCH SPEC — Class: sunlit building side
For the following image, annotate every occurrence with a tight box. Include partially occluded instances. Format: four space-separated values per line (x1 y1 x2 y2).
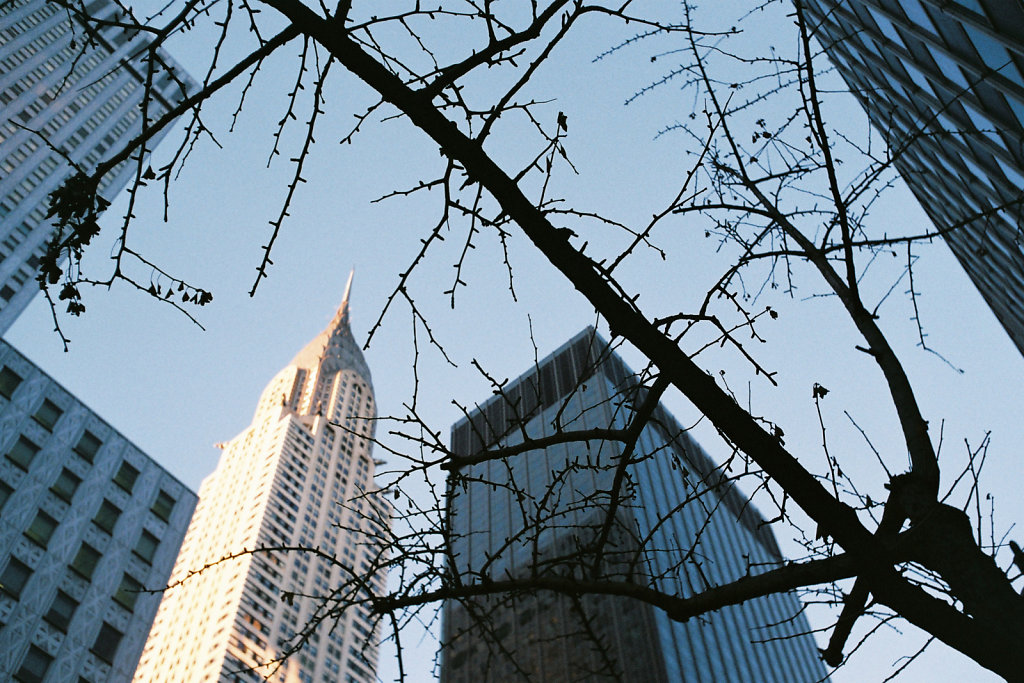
0 339 197 682
441 328 828 682
132 276 390 683
804 0 1024 352
0 0 196 333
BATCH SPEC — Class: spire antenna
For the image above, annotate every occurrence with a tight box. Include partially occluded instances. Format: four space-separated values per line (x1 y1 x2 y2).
342 268 354 309
336 268 354 322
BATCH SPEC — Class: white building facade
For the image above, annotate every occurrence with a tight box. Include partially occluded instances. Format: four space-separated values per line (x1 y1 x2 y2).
0 0 195 333
0 339 197 683
133 277 389 683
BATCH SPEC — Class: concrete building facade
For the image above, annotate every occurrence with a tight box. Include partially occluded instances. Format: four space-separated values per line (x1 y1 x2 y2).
441 328 828 682
0 0 195 333
0 339 197 682
133 276 390 683
803 0 1024 352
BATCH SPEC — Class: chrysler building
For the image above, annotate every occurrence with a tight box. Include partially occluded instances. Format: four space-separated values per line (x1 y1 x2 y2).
133 274 390 683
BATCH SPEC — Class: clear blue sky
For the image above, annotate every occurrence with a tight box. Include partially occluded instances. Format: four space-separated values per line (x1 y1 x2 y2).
8 1 1024 680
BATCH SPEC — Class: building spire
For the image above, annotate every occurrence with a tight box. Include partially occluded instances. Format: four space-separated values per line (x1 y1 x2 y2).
331 268 354 328
342 268 354 311
287 268 371 387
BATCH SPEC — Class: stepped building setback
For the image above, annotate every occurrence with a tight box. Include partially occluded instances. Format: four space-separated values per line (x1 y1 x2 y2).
0 0 196 333
441 328 828 682
133 275 390 683
0 339 197 683
803 0 1024 353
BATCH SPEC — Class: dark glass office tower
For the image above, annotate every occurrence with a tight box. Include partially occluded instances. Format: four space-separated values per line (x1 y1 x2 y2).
802 0 1024 352
441 328 828 682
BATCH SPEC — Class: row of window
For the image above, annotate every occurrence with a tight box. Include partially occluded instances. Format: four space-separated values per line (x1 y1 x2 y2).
2 556 126 682
11 626 122 683
2 365 180 522
2 552 143 613
5 431 176 514
3 555 142 637
816 1 1024 152
1 476 164 564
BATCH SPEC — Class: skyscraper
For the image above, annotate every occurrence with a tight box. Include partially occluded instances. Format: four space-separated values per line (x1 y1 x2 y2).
0 339 197 683
133 275 390 683
801 0 1024 352
441 328 828 682
0 0 196 333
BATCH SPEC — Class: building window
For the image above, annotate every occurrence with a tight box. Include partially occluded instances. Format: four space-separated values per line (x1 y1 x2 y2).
151 489 175 521
6 435 40 470
13 644 52 683
113 461 139 493
24 510 58 548
50 468 81 502
113 573 143 611
0 480 12 510
91 622 123 663
74 430 102 462
69 543 101 580
44 590 78 631
0 366 22 399
32 399 63 431
1 557 31 598
133 529 159 563
92 500 121 534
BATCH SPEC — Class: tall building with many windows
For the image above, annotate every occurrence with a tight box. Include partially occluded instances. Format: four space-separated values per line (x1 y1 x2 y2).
0 0 196 333
0 339 197 683
441 328 828 682
133 276 390 683
802 0 1024 352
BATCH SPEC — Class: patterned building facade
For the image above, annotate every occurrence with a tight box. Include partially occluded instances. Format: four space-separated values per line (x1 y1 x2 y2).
133 277 390 683
0 339 197 682
803 0 1024 352
0 0 196 333
441 328 828 682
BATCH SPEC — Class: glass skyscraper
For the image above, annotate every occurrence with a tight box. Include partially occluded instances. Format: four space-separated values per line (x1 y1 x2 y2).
0 0 196 333
802 0 1024 352
133 276 390 683
0 339 197 682
441 328 827 682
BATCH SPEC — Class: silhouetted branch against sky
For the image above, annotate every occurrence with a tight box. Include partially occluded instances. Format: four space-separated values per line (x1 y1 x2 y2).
32 0 1024 680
